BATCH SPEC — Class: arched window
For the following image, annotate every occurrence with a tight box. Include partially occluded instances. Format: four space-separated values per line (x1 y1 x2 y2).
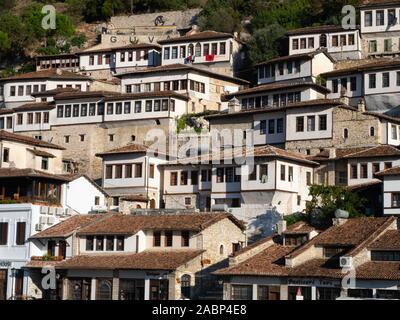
343 128 349 139
370 127 375 136
320 34 327 48
195 43 201 57
181 274 191 299
136 204 142 209
188 44 194 56
96 279 112 300
219 244 224 255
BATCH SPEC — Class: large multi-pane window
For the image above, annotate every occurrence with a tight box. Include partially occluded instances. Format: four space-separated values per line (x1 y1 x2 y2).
231 285 252 300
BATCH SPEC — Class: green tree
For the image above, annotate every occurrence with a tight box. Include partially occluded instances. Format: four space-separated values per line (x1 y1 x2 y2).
246 25 287 64
0 31 10 52
307 185 366 219
198 6 241 33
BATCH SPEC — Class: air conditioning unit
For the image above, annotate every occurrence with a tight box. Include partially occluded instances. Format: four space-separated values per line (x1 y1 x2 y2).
35 224 43 232
48 207 56 215
340 256 353 268
47 217 55 225
39 216 47 224
40 206 49 215
64 208 72 216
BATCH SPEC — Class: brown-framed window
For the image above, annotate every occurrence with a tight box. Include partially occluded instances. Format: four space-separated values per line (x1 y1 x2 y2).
0 222 8 245
181 231 190 247
360 164 368 179
134 163 142 178
105 165 113 179
391 193 400 208
106 236 114 251
86 236 94 251
115 165 123 179
350 164 358 179
149 164 155 179
17 114 23 125
372 163 380 174
180 171 188 185
153 231 161 247
96 236 104 251
116 236 124 251
165 231 173 247
170 172 178 186
125 164 132 178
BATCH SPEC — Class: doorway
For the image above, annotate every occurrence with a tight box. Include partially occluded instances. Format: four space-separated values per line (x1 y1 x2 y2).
150 279 168 300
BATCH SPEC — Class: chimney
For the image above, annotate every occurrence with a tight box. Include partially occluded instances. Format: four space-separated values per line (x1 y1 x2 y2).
357 98 366 113
277 220 287 235
228 97 241 113
339 86 349 105
332 209 349 226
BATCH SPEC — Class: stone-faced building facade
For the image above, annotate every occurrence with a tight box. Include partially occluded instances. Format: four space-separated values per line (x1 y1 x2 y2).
25 212 246 300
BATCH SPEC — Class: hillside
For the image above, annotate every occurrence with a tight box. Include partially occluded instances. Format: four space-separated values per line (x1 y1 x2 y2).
0 0 361 76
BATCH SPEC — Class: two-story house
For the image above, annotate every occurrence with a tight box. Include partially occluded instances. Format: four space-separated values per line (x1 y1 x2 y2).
157 31 243 76
256 50 335 85
25 212 246 300
287 25 362 60
322 58 400 111
116 64 249 113
0 69 91 109
96 143 168 210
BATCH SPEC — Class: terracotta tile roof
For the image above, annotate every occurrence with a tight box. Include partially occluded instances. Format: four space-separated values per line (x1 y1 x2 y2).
95 143 149 157
79 43 161 54
286 25 353 36
355 261 400 280
102 91 190 102
26 148 56 158
55 250 205 270
13 102 55 112
284 221 316 235
31 87 79 97
163 145 319 167
24 260 63 269
368 230 400 250
375 165 400 177
286 217 395 259
341 145 400 159
360 0 400 8
363 112 400 125
54 90 116 101
0 108 14 115
347 180 382 191
77 212 245 235
312 217 393 247
0 69 91 82
158 31 232 44
215 244 293 276
0 130 65 150
0 168 70 181
224 81 330 98
310 145 400 161
321 59 400 77
115 63 249 84
53 90 189 102
30 214 106 239
231 234 276 257
255 50 335 66
206 99 346 120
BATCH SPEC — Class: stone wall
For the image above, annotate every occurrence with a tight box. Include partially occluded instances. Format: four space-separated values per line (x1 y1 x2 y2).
21 119 174 180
